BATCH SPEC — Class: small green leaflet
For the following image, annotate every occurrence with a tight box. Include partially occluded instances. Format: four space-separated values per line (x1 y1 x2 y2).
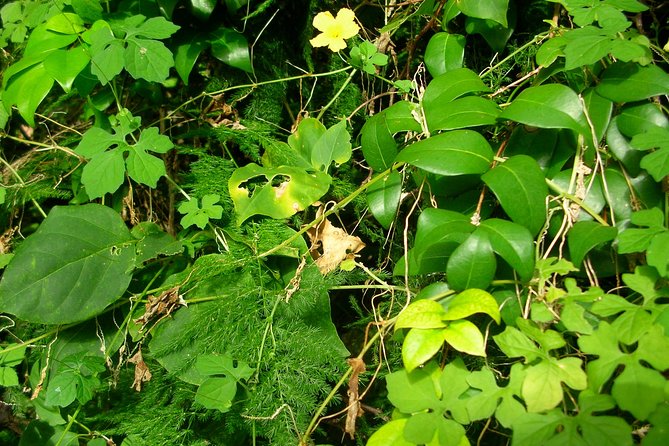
178 194 224 229
194 354 252 412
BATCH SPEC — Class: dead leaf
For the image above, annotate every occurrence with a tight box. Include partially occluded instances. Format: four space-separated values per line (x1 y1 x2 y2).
129 349 152 391
134 287 187 329
345 357 366 439
306 212 365 275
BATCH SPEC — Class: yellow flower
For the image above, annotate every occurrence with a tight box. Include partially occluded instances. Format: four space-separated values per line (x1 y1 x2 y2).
310 8 360 52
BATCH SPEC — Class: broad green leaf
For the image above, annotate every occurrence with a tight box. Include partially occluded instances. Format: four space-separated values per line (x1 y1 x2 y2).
612 364 666 420
395 130 494 176
287 118 326 165
402 209 474 274
446 231 496 290
568 221 617 268
442 288 501 323
386 366 442 413
616 102 669 137
640 149 669 182
23 26 79 58
442 320 486 356
132 222 183 263
81 149 127 198
478 219 534 281
45 12 85 34
174 34 207 85
607 116 643 175
384 100 422 133
311 119 352 172
522 357 586 413
402 328 446 371
424 32 466 77
0 205 135 324
45 373 78 407
2 62 53 126
71 0 103 22
125 38 175 83
367 171 402 229
403 412 439 444
189 0 217 20
597 62 669 103
91 39 125 85
262 140 312 169
43 47 90 92
194 377 237 412
581 88 613 144
500 84 587 134
229 164 331 224
482 155 548 236
494 326 541 362
178 195 223 229
368 419 413 446
360 113 397 171
517 318 566 351
464 15 515 53
126 146 166 187
647 232 669 277
577 322 625 391
562 27 612 70
0 345 26 367
455 0 509 27
135 127 174 154
423 68 490 106
210 28 252 73
396 299 448 330
425 96 501 132
196 354 253 381
133 16 180 39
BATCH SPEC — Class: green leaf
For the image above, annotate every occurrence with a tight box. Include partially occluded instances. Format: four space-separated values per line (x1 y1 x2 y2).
174 34 208 85
45 373 78 407
384 100 422 133
396 299 448 330
616 103 669 137
196 354 253 381
386 366 442 413
482 155 548 236
446 231 496 290
0 205 135 324
126 146 166 187
367 171 402 229
195 377 237 412
178 194 223 229
581 88 613 144
0 367 19 387
124 38 175 83
442 320 486 356
455 0 509 27
287 118 326 166
442 288 501 323
71 0 103 22
562 26 613 70
423 68 491 105
640 149 669 182
189 0 217 20
311 119 352 172
81 149 127 198
229 164 331 224
597 62 669 103
425 96 501 132
91 39 125 86
210 28 252 73
402 328 446 371
133 16 180 39
465 11 515 52
568 221 617 268
612 364 666 420
135 127 174 154
368 419 414 446
360 113 398 171
1 62 53 126
424 32 466 77
493 326 541 362
43 47 90 92
647 232 669 277
500 84 587 134
395 130 494 176
45 12 85 34
478 219 535 281
132 222 183 263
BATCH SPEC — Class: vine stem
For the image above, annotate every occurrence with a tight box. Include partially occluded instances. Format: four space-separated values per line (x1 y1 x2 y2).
479 32 550 80
0 153 48 218
156 66 354 127
316 68 357 120
545 178 609 226
257 165 401 259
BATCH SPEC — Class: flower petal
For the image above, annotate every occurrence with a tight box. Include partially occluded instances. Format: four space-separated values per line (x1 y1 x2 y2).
313 11 335 32
310 33 332 48
335 8 360 39
327 38 348 52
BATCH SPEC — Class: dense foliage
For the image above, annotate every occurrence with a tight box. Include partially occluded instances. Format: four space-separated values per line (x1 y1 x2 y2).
0 0 668 444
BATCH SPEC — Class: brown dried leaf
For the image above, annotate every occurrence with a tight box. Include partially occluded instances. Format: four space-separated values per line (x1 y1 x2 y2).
134 287 186 328
307 218 365 275
129 350 152 391
345 357 366 439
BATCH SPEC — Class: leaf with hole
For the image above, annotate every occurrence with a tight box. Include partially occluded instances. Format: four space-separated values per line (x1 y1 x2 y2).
229 164 331 224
